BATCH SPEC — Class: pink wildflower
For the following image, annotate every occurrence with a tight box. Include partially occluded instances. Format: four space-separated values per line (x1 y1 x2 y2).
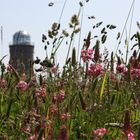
52 93 58 103
28 135 35 140
35 87 46 98
131 68 140 79
28 135 45 140
60 113 70 121
88 63 103 76
127 132 135 140
58 90 65 101
93 128 107 137
50 104 58 116
81 49 94 62
41 137 45 140
116 64 125 73
57 125 68 140
16 81 28 91
0 79 7 89
22 125 31 133
110 73 117 81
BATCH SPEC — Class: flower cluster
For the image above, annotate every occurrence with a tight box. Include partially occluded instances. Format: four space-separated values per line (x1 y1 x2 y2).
131 68 140 79
93 128 107 138
28 135 45 140
52 91 65 103
59 90 65 101
16 81 28 91
127 132 135 140
81 49 94 62
0 79 7 89
60 113 70 121
115 52 140 80
116 64 126 73
88 63 103 77
35 87 46 98
50 104 58 116
57 125 68 140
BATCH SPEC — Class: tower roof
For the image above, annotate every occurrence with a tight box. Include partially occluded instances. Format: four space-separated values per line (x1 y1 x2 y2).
13 30 31 45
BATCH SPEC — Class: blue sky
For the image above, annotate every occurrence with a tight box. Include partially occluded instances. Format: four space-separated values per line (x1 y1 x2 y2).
0 0 139 66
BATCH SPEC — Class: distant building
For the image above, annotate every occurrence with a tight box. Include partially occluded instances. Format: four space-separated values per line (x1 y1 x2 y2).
9 31 34 74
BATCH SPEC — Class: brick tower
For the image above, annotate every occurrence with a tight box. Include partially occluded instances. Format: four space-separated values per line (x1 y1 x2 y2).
9 31 34 74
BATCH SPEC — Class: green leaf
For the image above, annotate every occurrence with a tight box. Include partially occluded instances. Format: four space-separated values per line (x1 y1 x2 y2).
100 72 108 102
6 99 13 118
79 92 86 110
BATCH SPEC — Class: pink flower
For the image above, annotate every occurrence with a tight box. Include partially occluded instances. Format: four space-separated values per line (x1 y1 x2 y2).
35 87 46 97
57 125 68 140
28 135 35 140
131 68 140 79
88 63 103 76
22 125 31 133
93 128 107 137
116 64 125 73
28 135 45 140
110 73 117 81
58 91 65 101
50 104 58 116
81 49 94 62
0 79 7 89
16 81 28 91
127 132 135 140
41 137 45 140
52 93 58 103
60 113 70 121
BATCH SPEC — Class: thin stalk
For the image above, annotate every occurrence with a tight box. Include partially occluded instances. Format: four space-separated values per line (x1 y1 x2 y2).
77 0 85 61
125 0 135 64
114 0 135 58
71 7 82 51
0 26 3 60
66 31 74 63
58 0 68 23
66 8 82 64
53 37 64 55
50 0 68 59
125 31 129 65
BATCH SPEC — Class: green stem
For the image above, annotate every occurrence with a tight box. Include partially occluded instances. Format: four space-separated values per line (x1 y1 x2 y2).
66 7 82 64
53 37 64 56
77 1 85 61
65 32 74 63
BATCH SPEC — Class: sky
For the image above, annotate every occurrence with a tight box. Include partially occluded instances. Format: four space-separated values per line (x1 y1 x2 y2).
0 0 139 66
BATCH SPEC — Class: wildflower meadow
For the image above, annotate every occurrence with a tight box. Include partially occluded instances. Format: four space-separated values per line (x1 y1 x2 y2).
0 0 140 140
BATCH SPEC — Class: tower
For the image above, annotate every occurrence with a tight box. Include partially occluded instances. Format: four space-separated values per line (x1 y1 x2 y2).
9 31 34 74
